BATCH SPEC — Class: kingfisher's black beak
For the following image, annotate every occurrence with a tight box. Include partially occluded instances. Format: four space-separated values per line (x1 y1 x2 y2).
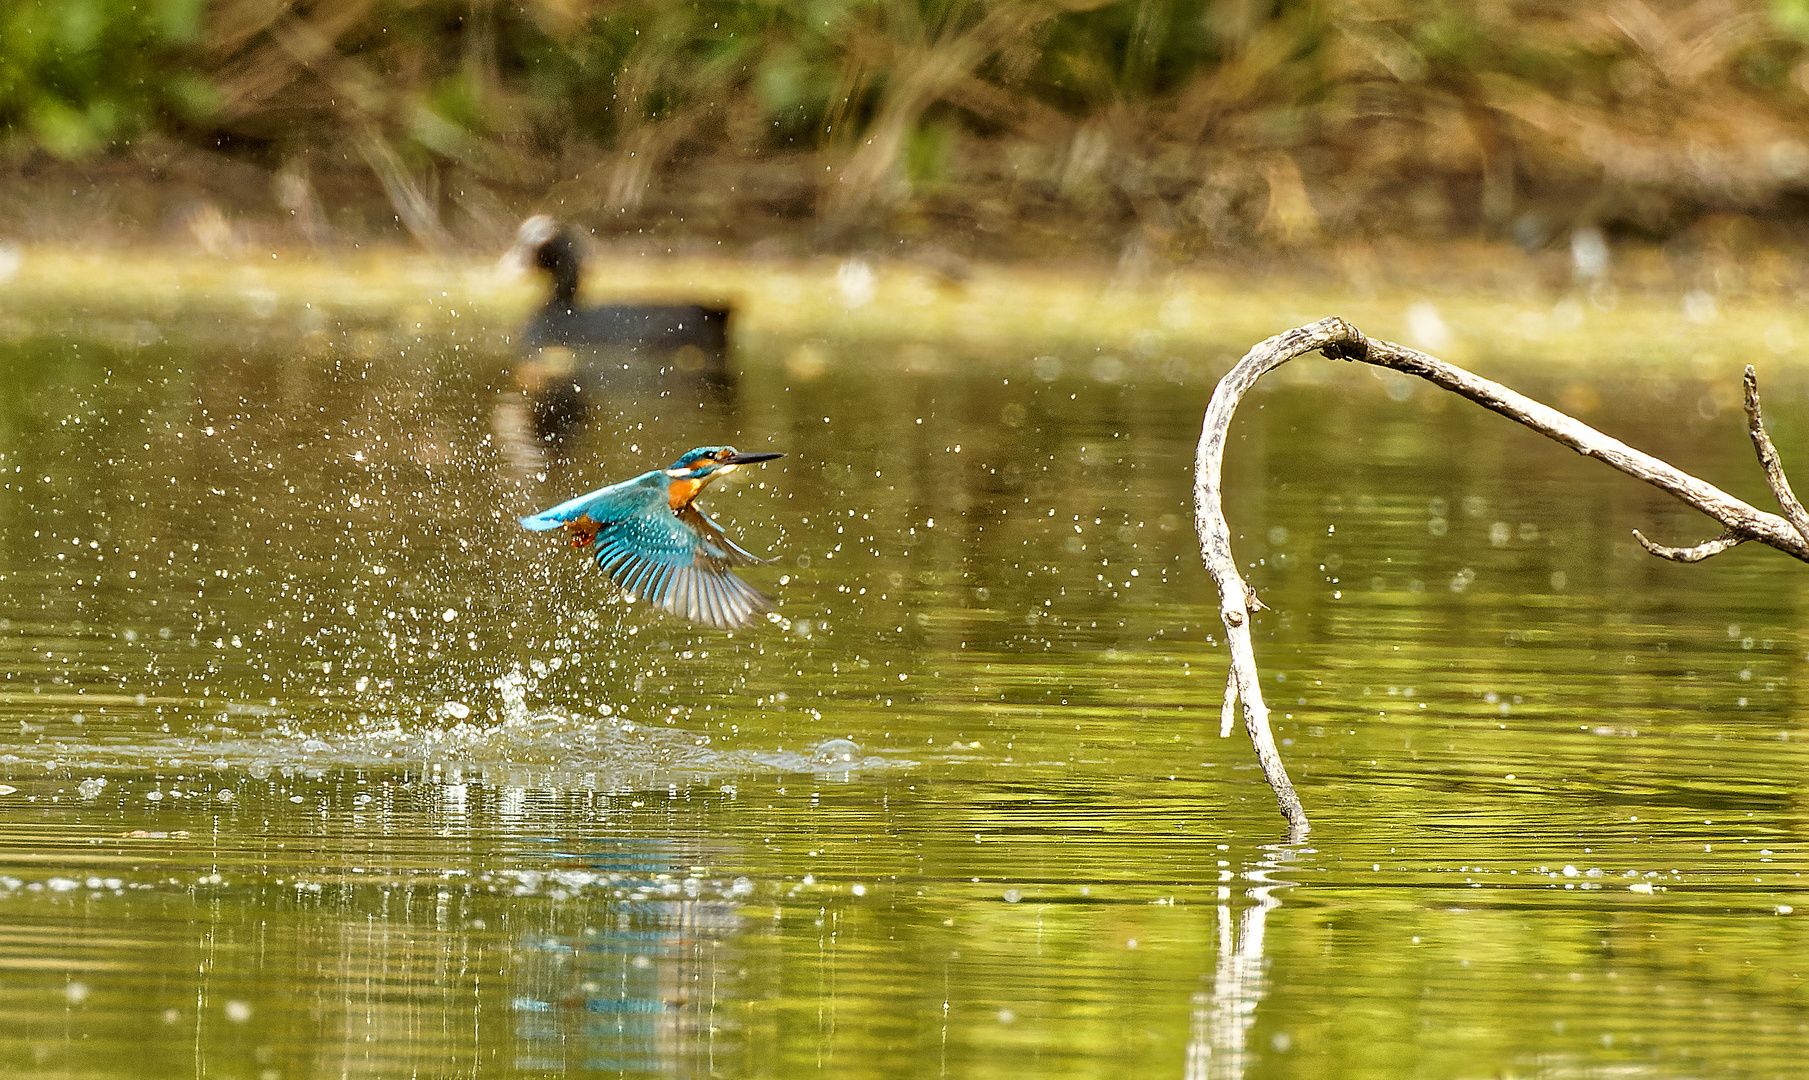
727 451 785 465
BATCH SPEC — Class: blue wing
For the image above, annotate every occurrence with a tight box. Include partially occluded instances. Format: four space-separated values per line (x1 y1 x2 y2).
522 473 773 629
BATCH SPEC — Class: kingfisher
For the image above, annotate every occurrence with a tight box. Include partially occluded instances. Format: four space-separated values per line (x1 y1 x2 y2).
520 446 784 629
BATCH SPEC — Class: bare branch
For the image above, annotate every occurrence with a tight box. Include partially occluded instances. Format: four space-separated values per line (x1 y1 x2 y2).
1195 322 1354 838
1349 338 1809 562
1742 365 1809 546
1195 317 1809 834
1631 528 1745 562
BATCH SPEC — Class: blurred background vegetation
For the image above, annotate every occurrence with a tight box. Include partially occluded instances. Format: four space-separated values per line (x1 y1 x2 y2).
7 0 1809 262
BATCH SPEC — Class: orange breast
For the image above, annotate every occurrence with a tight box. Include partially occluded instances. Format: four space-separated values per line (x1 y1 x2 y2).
667 476 706 510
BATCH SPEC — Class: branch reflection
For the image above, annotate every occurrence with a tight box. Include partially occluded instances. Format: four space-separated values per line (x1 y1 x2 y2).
1186 842 1308 1079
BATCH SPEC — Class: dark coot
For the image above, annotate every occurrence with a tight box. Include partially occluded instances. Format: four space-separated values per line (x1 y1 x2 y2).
506 216 730 354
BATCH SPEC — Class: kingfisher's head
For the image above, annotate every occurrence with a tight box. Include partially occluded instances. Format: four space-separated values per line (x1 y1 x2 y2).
662 446 784 511
665 446 785 484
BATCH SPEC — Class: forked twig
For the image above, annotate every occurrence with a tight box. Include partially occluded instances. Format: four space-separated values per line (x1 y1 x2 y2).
1195 318 1809 836
1743 366 1809 546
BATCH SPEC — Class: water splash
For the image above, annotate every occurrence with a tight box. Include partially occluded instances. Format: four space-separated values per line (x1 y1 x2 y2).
0 693 910 794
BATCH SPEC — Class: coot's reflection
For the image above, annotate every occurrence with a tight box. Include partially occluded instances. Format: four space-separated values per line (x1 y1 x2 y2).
496 342 740 475
524 340 734 433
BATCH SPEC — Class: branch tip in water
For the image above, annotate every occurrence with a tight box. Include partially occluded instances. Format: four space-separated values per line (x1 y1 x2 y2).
1198 318 1809 834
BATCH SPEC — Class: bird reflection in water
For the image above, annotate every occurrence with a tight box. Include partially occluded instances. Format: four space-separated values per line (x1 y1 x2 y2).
507 841 750 1074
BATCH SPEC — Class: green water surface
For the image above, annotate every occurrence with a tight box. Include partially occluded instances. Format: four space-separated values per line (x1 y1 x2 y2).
0 288 1806 1079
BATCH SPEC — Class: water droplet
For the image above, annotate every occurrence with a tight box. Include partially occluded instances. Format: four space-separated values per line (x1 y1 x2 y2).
1407 300 1451 351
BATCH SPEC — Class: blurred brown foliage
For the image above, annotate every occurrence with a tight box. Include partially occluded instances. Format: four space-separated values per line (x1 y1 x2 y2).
8 0 1809 259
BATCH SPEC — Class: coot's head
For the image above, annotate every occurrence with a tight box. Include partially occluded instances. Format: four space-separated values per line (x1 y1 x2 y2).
501 215 582 304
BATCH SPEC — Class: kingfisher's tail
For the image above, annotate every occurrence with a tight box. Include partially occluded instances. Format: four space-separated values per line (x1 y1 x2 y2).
519 509 569 531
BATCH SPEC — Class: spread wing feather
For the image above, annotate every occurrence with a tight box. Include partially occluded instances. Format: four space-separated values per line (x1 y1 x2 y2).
676 504 769 566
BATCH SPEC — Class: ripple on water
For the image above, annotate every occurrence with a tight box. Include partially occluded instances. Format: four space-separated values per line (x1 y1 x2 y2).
0 701 912 797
